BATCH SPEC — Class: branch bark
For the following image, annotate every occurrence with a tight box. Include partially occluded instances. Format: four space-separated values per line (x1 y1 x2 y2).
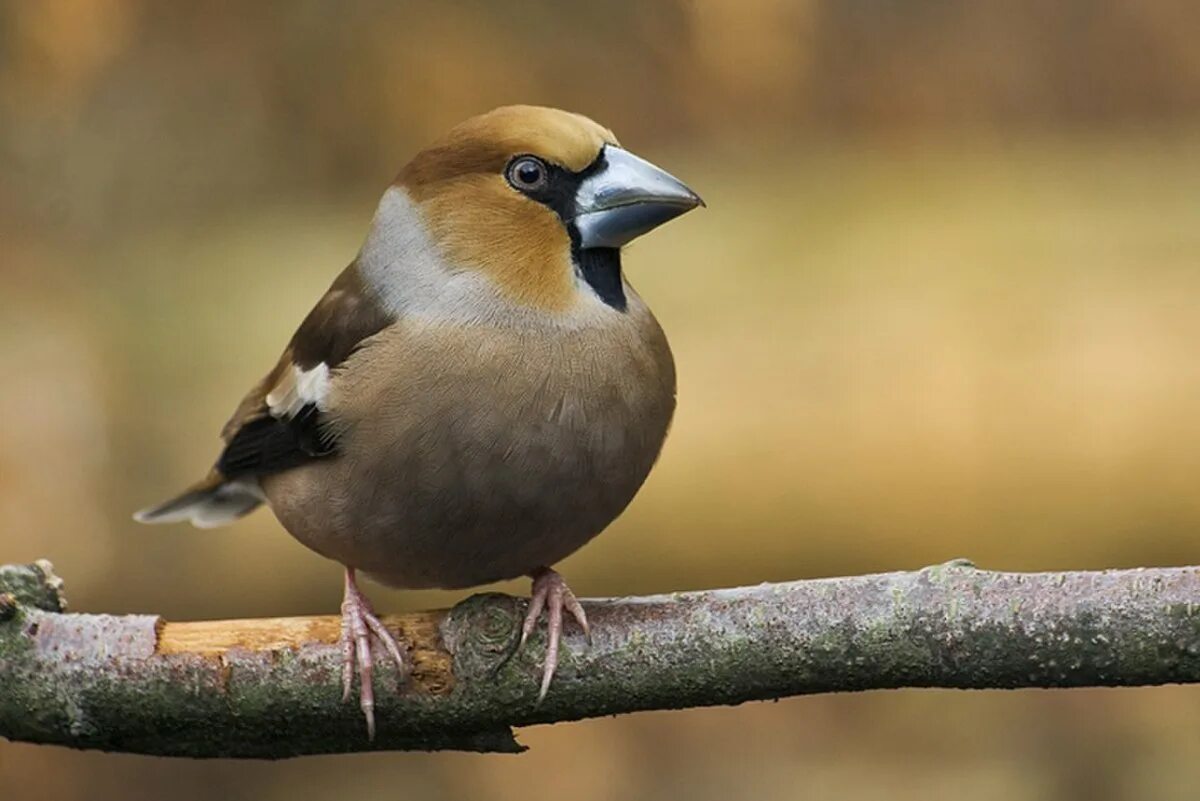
2 559 1199 758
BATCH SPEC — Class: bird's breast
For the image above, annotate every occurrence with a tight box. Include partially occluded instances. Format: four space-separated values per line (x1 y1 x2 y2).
264 300 676 588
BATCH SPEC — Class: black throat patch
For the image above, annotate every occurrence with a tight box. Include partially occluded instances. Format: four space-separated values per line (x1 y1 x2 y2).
573 246 626 311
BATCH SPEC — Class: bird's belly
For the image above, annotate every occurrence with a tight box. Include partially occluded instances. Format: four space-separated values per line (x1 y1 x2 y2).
262 326 674 588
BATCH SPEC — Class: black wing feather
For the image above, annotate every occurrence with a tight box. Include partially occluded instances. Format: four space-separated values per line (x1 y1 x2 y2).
217 404 337 478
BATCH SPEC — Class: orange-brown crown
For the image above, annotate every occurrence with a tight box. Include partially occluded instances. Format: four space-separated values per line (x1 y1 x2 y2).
398 105 617 189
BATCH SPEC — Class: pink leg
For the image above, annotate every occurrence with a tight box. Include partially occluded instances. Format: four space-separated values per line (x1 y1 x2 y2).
338 567 407 739
519 567 590 702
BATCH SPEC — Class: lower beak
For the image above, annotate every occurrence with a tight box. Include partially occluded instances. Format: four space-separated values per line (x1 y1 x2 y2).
572 146 703 249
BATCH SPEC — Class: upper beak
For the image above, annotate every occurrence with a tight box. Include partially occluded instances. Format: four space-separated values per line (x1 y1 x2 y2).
572 145 704 249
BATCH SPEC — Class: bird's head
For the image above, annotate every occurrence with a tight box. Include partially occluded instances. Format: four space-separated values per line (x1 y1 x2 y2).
367 105 702 316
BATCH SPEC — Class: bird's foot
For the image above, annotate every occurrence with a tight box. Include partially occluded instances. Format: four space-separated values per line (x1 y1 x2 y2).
519 567 590 703
339 567 407 739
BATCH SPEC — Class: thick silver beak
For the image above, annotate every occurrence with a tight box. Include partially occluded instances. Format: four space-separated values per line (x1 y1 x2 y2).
572 145 703 249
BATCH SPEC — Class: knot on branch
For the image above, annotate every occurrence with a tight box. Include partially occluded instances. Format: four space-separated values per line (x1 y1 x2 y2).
441 592 526 681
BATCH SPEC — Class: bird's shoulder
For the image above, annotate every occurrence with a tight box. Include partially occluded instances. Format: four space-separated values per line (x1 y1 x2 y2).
215 262 395 477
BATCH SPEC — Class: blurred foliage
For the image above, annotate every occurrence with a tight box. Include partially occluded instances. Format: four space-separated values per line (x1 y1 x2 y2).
2 1 1200 800
4 0 1200 234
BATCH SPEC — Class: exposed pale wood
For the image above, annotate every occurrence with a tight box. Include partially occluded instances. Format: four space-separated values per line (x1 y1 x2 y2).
156 613 455 695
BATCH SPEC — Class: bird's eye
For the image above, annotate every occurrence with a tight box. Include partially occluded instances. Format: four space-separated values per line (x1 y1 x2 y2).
507 156 548 192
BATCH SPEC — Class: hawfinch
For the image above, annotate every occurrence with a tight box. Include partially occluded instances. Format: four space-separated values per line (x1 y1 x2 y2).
136 105 703 736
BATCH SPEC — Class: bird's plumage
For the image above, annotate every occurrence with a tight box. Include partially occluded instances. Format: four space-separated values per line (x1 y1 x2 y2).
137 105 698 577
135 103 702 724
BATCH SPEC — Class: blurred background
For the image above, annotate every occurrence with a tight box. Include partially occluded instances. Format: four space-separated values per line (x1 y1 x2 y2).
2 0 1200 798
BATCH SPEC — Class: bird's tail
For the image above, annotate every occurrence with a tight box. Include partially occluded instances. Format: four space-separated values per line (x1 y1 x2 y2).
133 473 264 529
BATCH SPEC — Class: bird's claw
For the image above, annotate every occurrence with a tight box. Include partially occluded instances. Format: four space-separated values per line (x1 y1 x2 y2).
518 567 589 703
338 568 407 739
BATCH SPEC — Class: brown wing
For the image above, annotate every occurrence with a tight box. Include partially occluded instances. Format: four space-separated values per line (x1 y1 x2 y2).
215 261 395 478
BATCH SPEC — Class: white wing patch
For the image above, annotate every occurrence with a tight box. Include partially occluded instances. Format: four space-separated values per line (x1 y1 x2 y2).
266 362 331 419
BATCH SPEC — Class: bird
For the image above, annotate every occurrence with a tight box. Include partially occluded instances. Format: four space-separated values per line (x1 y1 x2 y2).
134 105 702 737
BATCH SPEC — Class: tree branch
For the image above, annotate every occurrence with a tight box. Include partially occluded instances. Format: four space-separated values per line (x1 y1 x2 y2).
2 559 1199 758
